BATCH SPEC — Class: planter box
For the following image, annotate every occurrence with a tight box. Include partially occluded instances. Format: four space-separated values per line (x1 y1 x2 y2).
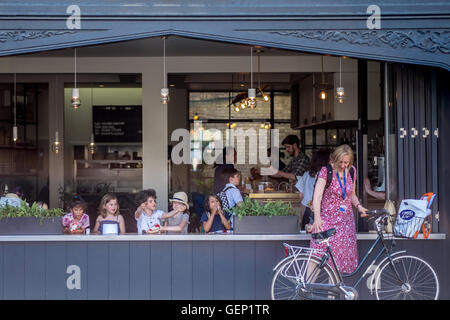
0 217 62 235
233 215 299 234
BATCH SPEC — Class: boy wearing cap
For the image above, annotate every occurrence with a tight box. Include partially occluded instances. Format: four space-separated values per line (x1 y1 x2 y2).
160 191 190 234
135 189 182 234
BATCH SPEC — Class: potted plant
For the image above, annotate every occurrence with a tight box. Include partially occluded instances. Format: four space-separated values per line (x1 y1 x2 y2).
230 196 299 234
0 201 64 235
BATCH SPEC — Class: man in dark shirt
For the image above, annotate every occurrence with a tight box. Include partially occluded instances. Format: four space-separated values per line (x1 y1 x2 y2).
261 135 310 181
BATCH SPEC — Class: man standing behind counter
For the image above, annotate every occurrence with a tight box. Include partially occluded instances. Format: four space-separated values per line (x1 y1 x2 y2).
257 135 310 181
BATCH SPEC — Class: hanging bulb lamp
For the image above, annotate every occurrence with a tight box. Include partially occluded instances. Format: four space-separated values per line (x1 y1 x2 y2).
12 126 18 143
71 48 81 109
247 47 257 109
319 55 328 101
160 36 169 104
256 49 270 104
12 72 18 143
88 133 97 155
71 88 81 109
336 57 345 103
247 88 257 109
51 131 62 154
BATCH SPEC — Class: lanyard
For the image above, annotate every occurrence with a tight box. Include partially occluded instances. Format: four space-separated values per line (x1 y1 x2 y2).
336 171 346 200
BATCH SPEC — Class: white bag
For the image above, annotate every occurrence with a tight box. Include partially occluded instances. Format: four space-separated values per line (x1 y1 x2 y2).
394 199 430 238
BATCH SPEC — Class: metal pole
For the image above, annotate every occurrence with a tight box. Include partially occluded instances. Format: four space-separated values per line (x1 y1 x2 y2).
383 62 391 200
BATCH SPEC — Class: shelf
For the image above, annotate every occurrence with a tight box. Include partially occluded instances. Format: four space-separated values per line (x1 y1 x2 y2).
0 145 38 150
0 119 38 125
0 173 38 176
76 160 142 164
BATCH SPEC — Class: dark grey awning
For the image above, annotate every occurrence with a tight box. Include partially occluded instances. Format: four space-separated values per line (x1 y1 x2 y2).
0 0 449 70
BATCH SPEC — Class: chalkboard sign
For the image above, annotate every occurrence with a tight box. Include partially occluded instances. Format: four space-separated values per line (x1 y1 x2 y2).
93 105 142 143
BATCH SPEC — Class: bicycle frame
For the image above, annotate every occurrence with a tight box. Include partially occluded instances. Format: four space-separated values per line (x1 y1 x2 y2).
313 228 406 297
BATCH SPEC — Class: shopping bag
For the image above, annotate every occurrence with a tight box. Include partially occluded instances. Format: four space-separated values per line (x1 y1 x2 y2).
393 199 429 238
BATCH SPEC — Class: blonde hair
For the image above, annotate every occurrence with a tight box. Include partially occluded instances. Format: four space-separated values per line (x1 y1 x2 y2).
330 144 354 169
98 193 120 218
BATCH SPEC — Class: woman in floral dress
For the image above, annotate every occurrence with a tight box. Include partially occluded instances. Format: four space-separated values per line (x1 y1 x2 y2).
311 144 368 273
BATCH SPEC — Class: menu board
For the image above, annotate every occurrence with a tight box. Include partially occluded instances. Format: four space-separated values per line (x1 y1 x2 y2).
93 105 142 143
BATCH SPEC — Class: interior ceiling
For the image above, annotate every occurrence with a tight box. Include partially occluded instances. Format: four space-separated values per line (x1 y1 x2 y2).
22 35 309 57
25 36 313 90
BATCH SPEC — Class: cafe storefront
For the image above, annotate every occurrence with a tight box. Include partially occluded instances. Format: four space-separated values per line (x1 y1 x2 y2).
0 1 449 299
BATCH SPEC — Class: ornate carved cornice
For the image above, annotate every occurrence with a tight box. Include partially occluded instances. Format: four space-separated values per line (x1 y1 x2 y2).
270 30 450 54
0 30 76 43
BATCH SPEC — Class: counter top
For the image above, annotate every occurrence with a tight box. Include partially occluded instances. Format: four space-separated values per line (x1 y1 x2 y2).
248 192 300 200
0 233 445 242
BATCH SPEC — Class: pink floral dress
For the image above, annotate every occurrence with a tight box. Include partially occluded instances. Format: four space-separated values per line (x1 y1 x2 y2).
310 166 358 274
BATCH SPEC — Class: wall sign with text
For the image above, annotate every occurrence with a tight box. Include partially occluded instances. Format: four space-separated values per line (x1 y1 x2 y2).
93 105 142 143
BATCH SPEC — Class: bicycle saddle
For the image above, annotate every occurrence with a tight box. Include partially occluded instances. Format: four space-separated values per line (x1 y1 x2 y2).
311 228 336 241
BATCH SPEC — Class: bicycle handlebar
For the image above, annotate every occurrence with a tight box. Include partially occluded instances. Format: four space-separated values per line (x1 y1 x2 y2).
365 208 389 216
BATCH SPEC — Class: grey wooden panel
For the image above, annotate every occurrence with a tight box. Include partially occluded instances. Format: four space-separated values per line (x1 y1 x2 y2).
255 241 283 300
213 241 234 300
65 242 88 300
192 241 213 300
87 242 109 299
24 242 46 300
3 243 24 299
129 242 151 300
45 242 66 299
109 242 130 299
172 241 193 300
234 241 255 300
0 244 4 300
150 241 172 299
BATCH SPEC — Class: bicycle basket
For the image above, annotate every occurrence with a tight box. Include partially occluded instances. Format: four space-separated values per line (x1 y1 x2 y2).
393 199 430 238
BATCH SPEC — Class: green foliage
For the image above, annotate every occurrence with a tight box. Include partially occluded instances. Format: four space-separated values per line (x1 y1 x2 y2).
0 201 64 224
230 196 296 221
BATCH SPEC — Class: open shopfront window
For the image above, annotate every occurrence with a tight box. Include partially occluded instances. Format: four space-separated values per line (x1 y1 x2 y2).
185 91 299 195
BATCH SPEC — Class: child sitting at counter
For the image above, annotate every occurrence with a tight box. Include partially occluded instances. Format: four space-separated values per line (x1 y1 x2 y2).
161 191 190 234
92 193 126 235
134 189 182 234
200 194 231 233
62 196 90 234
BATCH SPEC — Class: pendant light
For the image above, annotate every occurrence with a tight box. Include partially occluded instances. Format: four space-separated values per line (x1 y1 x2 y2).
51 131 62 154
71 48 81 109
12 72 18 143
336 57 345 103
247 47 257 109
52 90 62 154
88 85 97 154
256 49 270 103
88 133 97 155
160 36 169 104
319 56 327 101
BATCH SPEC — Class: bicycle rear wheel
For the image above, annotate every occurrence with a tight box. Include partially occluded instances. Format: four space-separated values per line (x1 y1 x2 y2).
271 255 337 300
375 255 439 300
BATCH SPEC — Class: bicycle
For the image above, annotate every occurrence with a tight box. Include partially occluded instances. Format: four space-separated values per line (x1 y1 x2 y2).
270 209 440 300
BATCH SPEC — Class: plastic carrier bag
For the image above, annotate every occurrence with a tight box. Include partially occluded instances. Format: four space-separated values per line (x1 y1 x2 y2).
383 199 397 234
394 199 430 238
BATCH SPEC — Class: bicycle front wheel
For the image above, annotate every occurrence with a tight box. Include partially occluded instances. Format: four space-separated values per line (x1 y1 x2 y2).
375 255 439 300
271 255 338 300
